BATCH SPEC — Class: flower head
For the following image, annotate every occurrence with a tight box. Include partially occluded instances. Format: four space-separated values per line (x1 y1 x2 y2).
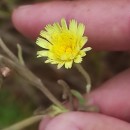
36 18 91 69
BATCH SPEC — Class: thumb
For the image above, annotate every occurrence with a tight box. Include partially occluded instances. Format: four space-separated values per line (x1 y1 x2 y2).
39 112 130 130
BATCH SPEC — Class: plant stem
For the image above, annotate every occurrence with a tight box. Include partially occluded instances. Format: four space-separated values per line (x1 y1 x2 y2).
0 55 65 110
75 64 91 93
58 80 74 110
0 38 65 110
0 38 18 62
17 44 25 65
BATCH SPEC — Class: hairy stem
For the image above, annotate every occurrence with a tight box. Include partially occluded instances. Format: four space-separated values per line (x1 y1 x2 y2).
75 64 91 93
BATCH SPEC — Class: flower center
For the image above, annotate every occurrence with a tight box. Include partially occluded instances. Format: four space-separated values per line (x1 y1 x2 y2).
50 31 78 61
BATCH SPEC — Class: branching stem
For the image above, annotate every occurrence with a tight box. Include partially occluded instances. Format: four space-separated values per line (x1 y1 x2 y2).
0 38 65 110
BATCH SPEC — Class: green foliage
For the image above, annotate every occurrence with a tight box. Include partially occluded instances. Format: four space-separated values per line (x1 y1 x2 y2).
0 89 33 129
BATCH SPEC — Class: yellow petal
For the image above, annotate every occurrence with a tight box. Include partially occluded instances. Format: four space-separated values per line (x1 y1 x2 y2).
65 61 73 69
74 55 82 63
36 37 51 49
69 19 77 33
53 22 62 32
82 47 92 52
77 23 85 37
61 18 68 30
79 36 88 48
51 61 58 64
45 24 54 33
45 59 51 63
45 59 59 64
57 62 64 69
48 52 55 59
79 50 86 57
40 31 51 41
37 50 48 57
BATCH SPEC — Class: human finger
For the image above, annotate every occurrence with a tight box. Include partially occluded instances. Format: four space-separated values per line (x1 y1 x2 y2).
40 68 130 130
12 0 130 50
39 112 130 130
88 69 130 121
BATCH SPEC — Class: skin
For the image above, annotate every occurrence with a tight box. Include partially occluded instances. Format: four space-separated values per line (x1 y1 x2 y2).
12 0 130 130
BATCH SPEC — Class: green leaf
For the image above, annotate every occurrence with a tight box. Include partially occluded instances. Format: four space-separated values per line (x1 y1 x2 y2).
71 89 86 106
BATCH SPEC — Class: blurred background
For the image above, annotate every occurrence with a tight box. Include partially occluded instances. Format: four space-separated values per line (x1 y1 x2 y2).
0 0 130 129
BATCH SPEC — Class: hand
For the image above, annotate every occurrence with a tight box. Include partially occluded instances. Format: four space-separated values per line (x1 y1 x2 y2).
12 0 130 130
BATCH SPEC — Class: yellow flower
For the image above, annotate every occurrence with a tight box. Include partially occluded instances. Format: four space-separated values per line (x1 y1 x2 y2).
36 18 91 69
